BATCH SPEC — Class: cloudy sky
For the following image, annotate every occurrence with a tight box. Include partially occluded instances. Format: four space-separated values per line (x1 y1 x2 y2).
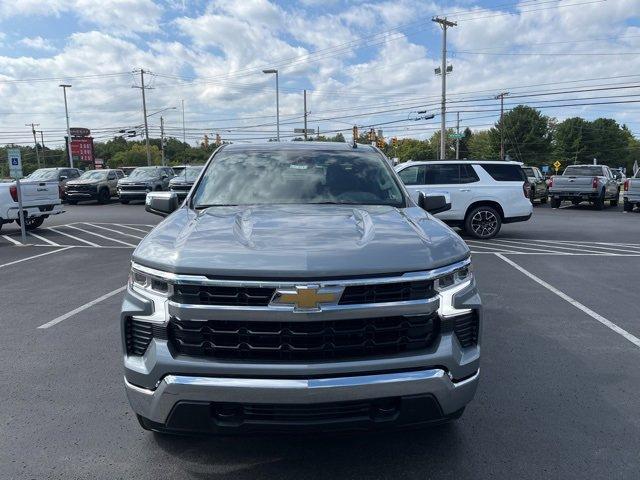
0 0 639 149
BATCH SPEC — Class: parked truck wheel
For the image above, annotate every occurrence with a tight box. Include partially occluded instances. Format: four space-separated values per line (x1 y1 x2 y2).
67 199 78 205
610 197 619 207
594 191 605 210
624 200 634 212
550 197 561 208
97 188 111 204
120 199 130 205
540 194 548 204
16 216 45 231
464 206 502 239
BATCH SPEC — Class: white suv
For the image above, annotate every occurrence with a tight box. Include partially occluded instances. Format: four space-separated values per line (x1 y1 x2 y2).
395 160 533 239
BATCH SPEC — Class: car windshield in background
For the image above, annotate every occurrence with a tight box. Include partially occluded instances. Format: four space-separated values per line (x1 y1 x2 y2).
28 169 59 180
192 149 404 208
182 167 203 181
79 171 108 181
128 168 160 180
522 167 535 177
563 166 603 176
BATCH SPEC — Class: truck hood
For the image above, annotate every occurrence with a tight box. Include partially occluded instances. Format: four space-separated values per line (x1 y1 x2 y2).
118 178 158 185
67 179 100 186
133 204 469 278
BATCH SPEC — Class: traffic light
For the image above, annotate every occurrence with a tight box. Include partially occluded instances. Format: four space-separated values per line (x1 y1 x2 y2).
368 129 375 141
203 134 209 149
392 137 398 148
215 133 221 146
376 138 385 149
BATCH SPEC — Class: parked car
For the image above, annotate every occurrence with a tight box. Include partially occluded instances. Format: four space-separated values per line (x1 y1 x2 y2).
549 164 619 209
611 169 626 186
623 173 640 212
65 169 125 204
171 165 188 176
26 167 82 200
522 166 548 204
168 165 203 199
0 178 64 231
395 160 533 239
121 167 137 177
123 142 481 434
117 166 174 204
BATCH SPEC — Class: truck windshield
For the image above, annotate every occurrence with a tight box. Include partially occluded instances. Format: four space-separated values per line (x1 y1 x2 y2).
563 166 603 176
28 169 59 180
522 167 535 177
79 171 108 181
129 168 160 180
180 167 203 181
192 149 405 208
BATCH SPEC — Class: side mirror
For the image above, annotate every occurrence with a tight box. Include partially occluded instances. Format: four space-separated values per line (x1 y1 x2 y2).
145 191 179 217
418 191 451 214
59 175 68 181
161 174 168 180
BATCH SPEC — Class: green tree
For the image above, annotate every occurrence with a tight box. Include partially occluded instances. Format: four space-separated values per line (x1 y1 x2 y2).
110 144 162 167
490 105 551 164
395 139 434 163
552 117 590 164
467 130 495 159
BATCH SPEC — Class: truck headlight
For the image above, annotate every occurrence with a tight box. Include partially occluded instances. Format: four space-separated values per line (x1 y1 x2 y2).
129 265 171 296
435 264 473 318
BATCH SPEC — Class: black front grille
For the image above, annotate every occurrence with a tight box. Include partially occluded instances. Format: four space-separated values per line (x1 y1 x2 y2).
340 280 434 305
67 184 96 192
238 400 378 423
453 311 479 348
124 318 167 355
120 184 148 191
171 285 275 306
168 314 439 361
171 184 192 192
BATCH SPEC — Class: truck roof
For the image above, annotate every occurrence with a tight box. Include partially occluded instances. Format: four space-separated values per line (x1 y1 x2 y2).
401 160 524 166
221 142 378 152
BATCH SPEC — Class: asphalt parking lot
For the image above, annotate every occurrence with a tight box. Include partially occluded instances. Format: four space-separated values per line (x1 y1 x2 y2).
1 200 639 479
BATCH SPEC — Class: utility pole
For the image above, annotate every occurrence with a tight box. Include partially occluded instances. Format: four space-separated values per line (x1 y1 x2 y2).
432 16 456 160
303 89 308 141
38 130 45 166
181 99 186 145
26 123 41 168
455 112 460 160
59 84 74 168
133 69 152 165
160 116 165 166
262 69 280 141
495 92 509 161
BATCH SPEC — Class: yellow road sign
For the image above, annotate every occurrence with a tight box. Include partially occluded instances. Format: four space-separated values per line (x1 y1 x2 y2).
553 161 561 170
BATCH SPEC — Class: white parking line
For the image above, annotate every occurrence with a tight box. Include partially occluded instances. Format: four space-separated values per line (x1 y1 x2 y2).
84 223 145 240
467 243 521 254
465 239 552 253
0 246 73 269
496 253 640 349
28 232 61 247
2 235 24 246
38 285 127 329
528 239 640 255
112 223 151 234
65 225 136 247
48 226 101 247
488 238 610 255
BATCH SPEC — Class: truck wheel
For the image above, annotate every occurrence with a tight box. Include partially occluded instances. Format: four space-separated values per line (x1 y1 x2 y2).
571 199 580 206
540 195 548 204
16 216 45 231
550 197 561 208
67 200 78 205
97 188 110 204
529 188 535 205
624 200 634 212
594 191 605 210
464 206 501 239
120 199 130 205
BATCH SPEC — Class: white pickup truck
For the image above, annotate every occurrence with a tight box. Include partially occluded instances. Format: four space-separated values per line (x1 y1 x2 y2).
623 173 640 212
0 179 64 232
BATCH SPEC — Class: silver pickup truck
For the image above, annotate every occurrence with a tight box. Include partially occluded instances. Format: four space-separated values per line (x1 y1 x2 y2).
549 164 619 209
0 179 64 231
623 174 640 212
121 142 482 434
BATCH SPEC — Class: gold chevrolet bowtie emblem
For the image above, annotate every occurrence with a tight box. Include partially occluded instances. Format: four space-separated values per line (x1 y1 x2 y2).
273 286 341 311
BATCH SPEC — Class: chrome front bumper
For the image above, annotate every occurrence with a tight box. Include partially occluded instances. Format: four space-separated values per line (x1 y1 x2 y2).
125 368 479 425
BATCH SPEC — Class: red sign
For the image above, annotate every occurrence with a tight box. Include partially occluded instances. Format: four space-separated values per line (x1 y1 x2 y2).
71 137 94 164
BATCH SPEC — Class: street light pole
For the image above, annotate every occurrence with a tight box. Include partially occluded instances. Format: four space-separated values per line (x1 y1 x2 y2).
26 123 41 168
160 116 165 166
59 84 74 168
432 17 456 160
263 69 280 141
495 92 509 161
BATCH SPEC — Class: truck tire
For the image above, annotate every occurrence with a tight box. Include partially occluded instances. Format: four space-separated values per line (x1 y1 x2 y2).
529 188 536 205
550 197 561 208
464 206 501 239
624 200 634 212
97 188 110 204
16 216 45 231
120 199 130 205
540 194 548 204
594 191 605 210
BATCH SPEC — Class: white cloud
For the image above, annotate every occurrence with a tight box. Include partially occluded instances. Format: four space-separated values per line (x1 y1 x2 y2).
18 36 56 52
